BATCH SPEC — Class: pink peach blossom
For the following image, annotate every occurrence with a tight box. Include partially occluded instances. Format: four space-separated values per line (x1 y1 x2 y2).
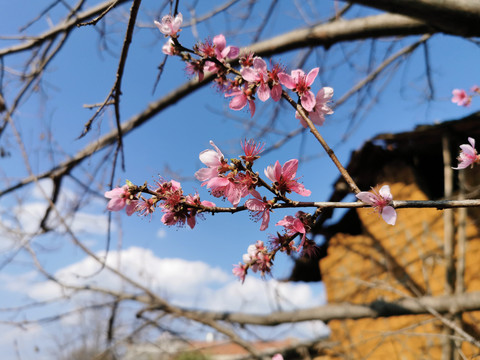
240 138 264 163
225 86 256 117
162 38 175 55
241 241 272 276
453 137 480 169
278 68 319 111
232 263 247 283
195 142 249 207
295 87 334 127
185 194 215 229
203 35 239 73
356 185 397 225
451 89 471 107
276 211 308 248
154 13 183 37
206 174 249 207
185 60 204 81
241 57 271 102
137 198 156 218
267 63 285 102
104 185 138 216
264 159 311 196
245 191 271 231
195 141 229 182
160 192 215 229
212 34 239 61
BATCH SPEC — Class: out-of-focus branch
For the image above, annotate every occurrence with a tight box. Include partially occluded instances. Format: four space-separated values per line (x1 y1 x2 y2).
347 0 480 37
442 133 456 357
77 0 121 27
334 34 431 108
0 0 130 57
141 291 480 326
79 0 141 140
248 13 430 57
0 0 85 139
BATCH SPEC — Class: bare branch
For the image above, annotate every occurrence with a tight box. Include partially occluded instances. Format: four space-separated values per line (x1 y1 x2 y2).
348 0 480 37
0 0 131 57
140 291 480 326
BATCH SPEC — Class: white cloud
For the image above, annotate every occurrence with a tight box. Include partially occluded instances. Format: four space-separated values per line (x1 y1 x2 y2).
0 271 38 293
0 247 328 358
0 323 45 354
0 197 111 243
66 211 111 235
19 247 324 316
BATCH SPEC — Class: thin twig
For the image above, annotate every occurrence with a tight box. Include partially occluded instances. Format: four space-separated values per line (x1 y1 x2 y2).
281 91 361 194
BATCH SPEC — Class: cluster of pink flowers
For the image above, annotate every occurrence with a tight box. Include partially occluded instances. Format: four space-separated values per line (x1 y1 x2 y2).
451 85 480 107
154 13 334 126
111 12 480 285
105 12 480 285
276 211 309 248
194 140 311 218
233 240 273 283
104 178 214 229
232 211 315 282
194 140 258 208
105 137 319 282
228 56 334 122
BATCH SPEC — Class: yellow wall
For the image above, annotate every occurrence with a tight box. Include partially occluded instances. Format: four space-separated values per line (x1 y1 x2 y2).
320 167 480 359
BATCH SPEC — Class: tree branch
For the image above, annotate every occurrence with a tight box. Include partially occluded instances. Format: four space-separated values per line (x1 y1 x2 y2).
347 0 480 37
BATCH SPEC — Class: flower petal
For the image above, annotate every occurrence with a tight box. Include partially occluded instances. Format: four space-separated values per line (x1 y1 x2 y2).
229 94 247 111
301 91 316 112
107 198 126 212
282 159 298 179
199 149 222 167
257 83 270 102
241 67 259 82
248 99 256 117
468 137 476 149
379 185 392 201
260 211 270 231
194 167 217 182
291 182 311 196
381 206 397 225
278 73 295 89
305 67 319 86
213 34 226 51
271 84 282 102
356 191 376 205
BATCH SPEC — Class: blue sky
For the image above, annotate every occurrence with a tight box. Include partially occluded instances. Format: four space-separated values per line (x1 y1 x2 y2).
1 0 480 358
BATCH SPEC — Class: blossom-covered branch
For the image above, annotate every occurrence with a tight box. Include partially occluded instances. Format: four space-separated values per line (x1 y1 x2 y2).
154 12 362 196
103 12 480 282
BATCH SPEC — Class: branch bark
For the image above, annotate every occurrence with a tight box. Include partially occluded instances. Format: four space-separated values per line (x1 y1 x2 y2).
347 0 480 37
144 291 480 326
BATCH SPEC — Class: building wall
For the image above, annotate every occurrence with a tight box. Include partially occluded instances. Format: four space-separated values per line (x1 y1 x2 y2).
319 165 480 359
